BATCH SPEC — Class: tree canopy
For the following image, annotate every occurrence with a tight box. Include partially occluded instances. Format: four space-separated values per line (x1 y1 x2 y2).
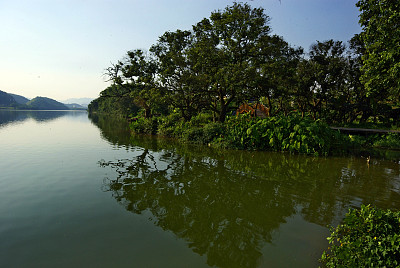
356 0 400 103
89 1 399 126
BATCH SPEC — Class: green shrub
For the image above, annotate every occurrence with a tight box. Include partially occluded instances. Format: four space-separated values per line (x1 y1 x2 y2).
203 122 225 144
373 133 400 149
131 113 354 155
188 112 213 127
321 205 400 267
157 112 183 137
223 113 349 155
180 122 225 144
182 126 204 143
130 117 144 133
130 116 158 134
157 112 223 144
171 120 187 138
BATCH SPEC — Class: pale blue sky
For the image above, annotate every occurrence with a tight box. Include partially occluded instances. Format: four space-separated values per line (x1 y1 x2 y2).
0 0 361 101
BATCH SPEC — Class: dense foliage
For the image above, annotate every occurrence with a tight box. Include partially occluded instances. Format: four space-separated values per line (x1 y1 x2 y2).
356 0 400 104
321 205 400 267
89 2 399 125
88 85 140 117
88 1 400 155
130 113 351 155
223 114 348 155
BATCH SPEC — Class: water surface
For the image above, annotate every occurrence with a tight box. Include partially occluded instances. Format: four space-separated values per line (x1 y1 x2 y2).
1 110 400 267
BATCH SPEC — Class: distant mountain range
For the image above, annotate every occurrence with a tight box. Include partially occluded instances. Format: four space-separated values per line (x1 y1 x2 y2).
0 91 16 107
25 97 70 110
61 98 93 107
64 103 86 109
0 90 90 110
9 93 30 105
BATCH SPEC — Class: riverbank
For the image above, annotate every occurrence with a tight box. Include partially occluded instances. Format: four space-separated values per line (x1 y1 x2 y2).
130 114 352 155
128 113 399 156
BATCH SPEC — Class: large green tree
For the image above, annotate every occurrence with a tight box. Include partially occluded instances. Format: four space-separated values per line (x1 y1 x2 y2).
121 49 162 118
94 2 385 125
309 40 348 122
356 0 400 103
253 35 303 115
295 40 347 120
294 39 365 123
347 34 372 122
88 84 140 117
151 30 207 121
190 2 272 122
101 49 165 118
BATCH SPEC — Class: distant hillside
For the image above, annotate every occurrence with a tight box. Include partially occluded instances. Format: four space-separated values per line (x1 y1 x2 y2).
64 103 86 110
9 93 29 104
62 98 94 107
26 97 69 110
0 91 88 110
0 90 16 107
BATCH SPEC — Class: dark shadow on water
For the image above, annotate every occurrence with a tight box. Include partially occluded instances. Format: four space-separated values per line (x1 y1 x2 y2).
88 113 134 149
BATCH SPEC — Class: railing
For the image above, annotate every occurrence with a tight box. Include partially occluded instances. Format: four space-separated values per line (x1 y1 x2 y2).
330 127 400 135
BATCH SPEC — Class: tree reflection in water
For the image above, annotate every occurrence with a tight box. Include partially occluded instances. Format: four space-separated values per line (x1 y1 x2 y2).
93 115 400 268
100 146 297 268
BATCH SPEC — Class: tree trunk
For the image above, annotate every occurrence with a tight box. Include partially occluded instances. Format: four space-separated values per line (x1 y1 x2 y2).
218 104 227 122
267 94 273 115
144 108 151 119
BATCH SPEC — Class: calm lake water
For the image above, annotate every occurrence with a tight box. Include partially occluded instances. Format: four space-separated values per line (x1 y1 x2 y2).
1 110 400 267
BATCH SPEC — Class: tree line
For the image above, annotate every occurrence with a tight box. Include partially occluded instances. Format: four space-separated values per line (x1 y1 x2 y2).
89 1 400 125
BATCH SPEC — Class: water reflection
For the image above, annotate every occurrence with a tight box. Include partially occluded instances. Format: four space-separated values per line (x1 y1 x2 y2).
91 114 400 267
100 149 294 267
0 110 78 128
88 113 134 149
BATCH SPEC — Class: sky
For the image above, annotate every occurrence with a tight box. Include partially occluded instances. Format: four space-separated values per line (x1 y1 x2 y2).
0 0 361 101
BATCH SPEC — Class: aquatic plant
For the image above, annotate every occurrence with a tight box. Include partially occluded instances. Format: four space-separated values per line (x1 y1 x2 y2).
321 205 400 267
223 113 348 155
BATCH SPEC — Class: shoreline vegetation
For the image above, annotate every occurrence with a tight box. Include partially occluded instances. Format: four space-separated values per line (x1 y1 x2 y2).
128 112 400 155
88 1 400 265
88 2 399 155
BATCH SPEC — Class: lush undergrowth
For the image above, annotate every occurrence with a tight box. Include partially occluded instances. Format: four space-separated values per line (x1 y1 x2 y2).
370 133 400 150
130 113 356 156
348 133 400 150
338 119 400 150
320 205 400 267
130 111 400 155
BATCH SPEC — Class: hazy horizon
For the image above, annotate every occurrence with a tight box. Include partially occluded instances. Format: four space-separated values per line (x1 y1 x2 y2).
2 90 94 104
